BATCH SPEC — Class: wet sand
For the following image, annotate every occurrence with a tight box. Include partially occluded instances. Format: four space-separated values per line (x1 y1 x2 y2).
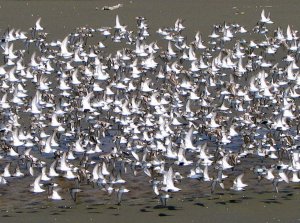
2 189 300 223
1 0 300 222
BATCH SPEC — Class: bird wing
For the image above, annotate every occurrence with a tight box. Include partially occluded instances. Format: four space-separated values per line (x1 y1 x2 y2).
236 173 244 185
279 171 289 183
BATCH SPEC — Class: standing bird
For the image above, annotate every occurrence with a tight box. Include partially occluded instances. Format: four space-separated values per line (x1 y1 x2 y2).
69 177 82 202
211 167 225 194
116 186 130 205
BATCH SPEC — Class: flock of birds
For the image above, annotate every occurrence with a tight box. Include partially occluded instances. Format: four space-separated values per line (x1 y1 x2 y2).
0 10 300 206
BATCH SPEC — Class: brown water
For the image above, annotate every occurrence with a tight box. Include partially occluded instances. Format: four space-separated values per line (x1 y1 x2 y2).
1 0 300 222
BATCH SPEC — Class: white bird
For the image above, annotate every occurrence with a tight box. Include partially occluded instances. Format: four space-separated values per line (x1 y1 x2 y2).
161 167 181 192
60 36 73 58
218 155 233 170
116 186 130 205
290 170 300 183
114 15 127 31
35 18 44 31
0 176 7 185
231 173 248 191
48 187 63 200
30 174 45 193
260 9 273 24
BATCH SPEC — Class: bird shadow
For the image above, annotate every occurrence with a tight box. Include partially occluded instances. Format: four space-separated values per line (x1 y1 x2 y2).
228 199 242 204
153 205 178 211
194 202 206 207
86 207 96 210
261 199 282 204
158 213 172 217
140 208 153 213
285 193 294 197
240 196 253 200
215 201 227 205
2 215 12 218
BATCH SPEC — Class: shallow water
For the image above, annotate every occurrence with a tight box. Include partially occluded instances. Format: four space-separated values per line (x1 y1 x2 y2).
1 0 300 222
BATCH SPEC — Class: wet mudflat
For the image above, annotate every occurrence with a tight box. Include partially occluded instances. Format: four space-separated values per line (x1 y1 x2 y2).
1 189 300 223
